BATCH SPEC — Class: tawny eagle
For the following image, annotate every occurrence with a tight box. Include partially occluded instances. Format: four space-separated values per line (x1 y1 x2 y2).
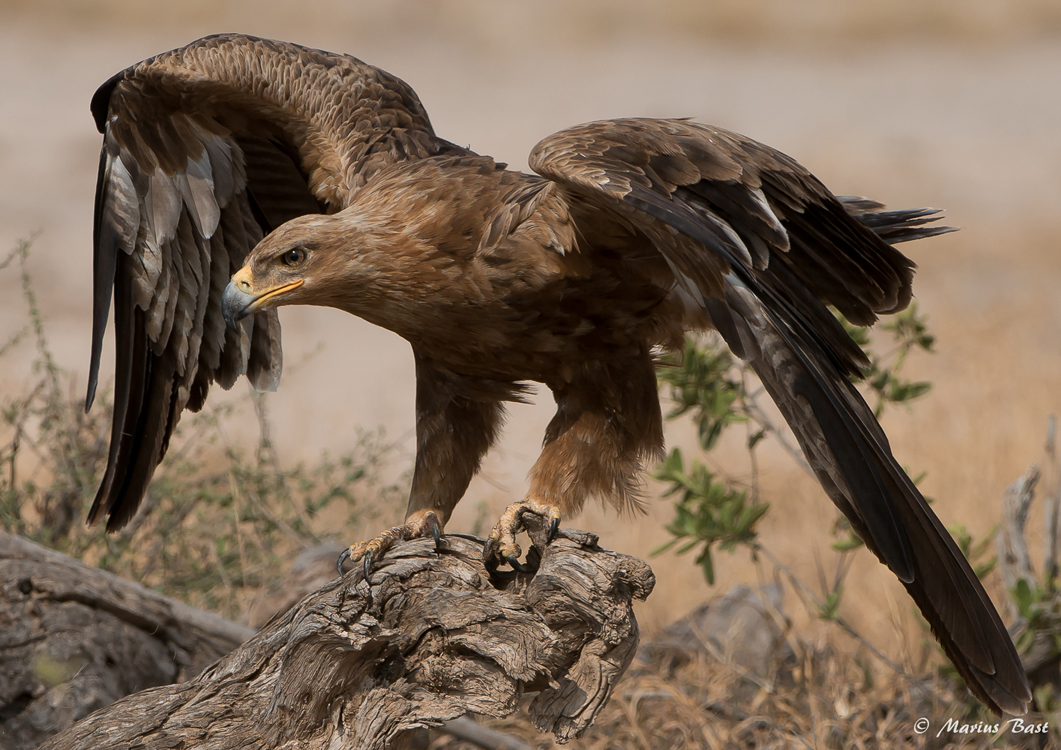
86 34 1030 715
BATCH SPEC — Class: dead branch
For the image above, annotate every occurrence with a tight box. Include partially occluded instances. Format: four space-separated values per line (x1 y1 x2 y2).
0 530 254 750
441 717 535 750
997 463 1040 605
994 419 1061 689
23 524 651 750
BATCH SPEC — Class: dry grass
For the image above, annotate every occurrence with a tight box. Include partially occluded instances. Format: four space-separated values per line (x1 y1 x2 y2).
432 642 1052 749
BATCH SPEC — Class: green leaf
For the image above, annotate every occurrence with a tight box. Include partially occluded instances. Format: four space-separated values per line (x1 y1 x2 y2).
697 547 716 585
676 539 701 555
736 502 770 532
650 538 679 556
819 589 843 621
1013 579 1034 618
831 533 865 552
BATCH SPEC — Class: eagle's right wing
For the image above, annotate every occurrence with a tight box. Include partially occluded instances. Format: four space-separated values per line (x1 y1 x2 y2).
89 33 460 529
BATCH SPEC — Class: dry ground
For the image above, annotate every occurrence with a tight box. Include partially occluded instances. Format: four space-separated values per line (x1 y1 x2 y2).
1 2 1060 741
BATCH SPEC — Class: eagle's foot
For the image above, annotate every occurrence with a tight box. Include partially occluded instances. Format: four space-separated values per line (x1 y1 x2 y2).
483 498 561 574
337 510 443 578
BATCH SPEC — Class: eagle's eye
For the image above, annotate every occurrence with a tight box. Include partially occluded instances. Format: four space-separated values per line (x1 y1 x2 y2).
280 248 306 267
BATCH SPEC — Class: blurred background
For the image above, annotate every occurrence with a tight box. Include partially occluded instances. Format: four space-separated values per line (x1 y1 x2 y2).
1 0 1059 656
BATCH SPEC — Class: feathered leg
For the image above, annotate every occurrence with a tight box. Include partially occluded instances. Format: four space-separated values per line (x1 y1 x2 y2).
340 353 508 576
484 352 664 572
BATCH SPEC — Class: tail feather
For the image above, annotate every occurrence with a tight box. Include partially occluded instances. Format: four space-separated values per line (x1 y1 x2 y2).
840 196 958 245
714 275 1031 716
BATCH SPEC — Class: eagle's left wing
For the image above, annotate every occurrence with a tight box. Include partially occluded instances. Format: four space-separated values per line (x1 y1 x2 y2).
530 117 1029 716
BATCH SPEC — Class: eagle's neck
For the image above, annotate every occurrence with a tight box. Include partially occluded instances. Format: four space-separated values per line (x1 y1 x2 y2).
321 201 480 344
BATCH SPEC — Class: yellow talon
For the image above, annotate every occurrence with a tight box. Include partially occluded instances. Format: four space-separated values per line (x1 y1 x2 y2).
483 498 562 573
336 510 444 577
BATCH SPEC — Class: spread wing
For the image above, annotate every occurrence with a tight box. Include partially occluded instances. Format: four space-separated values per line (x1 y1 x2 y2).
88 34 461 530
530 118 1029 715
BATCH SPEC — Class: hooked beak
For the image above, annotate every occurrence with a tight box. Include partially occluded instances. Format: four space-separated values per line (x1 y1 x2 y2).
222 267 303 332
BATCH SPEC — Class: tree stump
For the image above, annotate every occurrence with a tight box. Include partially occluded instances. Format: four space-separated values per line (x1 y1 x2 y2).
5 525 652 750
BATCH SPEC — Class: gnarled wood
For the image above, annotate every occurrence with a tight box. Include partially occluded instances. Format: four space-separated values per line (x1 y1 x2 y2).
0 530 253 750
23 527 651 750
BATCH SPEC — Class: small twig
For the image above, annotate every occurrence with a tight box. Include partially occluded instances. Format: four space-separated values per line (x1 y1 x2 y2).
441 717 534 750
832 548 856 595
741 369 761 507
756 543 906 676
0 324 31 359
740 380 814 477
117 491 158 543
227 469 304 546
8 422 19 494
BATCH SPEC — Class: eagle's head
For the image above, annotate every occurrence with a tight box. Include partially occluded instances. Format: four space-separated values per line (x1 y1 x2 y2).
221 213 361 330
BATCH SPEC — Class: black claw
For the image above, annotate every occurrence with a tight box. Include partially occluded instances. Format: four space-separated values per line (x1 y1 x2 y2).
336 547 352 576
547 517 560 544
363 550 375 580
431 521 442 552
506 554 531 574
482 537 499 570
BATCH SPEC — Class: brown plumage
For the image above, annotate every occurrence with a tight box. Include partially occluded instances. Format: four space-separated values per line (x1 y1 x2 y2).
88 34 1030 715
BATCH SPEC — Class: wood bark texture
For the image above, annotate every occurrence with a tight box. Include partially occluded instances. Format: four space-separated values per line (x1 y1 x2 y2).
6 524 651 750
0 530 254 750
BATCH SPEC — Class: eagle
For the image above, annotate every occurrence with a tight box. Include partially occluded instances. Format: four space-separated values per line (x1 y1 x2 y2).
86 34 1029 715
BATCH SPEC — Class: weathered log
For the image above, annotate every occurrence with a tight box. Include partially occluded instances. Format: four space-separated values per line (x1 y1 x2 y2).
0 530 254 750
21 524 651 750
249 542 537 750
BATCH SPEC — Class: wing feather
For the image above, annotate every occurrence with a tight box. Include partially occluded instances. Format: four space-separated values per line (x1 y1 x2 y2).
88 33 459 528
530 117 1028 715
532 118 917 328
